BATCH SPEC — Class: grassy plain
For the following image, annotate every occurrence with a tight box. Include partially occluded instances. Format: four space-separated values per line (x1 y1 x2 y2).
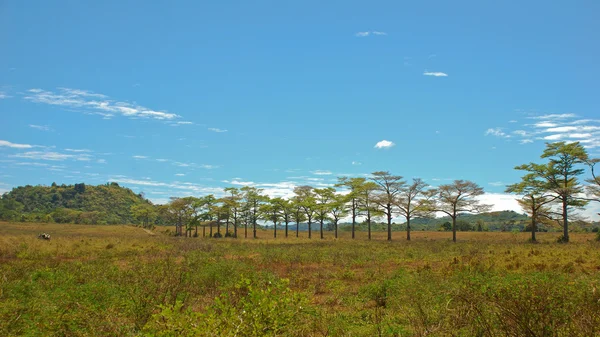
1 222 599 336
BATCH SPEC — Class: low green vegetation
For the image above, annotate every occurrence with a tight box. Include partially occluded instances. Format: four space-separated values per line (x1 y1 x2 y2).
1 223 599 336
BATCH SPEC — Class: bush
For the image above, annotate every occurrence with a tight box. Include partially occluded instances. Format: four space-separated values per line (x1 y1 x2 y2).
212 232 223 238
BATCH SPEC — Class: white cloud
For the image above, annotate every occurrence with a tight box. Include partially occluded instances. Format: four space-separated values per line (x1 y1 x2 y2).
65 148 91 153
520 139 534 144
208 128 227 133
546 126 577 133
508 120 518 123
176 121 193 125
0 91 11 99
29 124 52 131
534 121 558 128
311 170 332 175
0 140 33 149
222 179 255 186
156 159 169 162
543 134 564 140
175 173 185 177
356 31 387 37
488 181 505 187
569 133 592 139
485 128 510 138
12 151 91 161
529 113 577 120
374 140 395 149
352 161 362 166
97 159 106 164
132 155 148 159
199 164 219 169
24 87 179 121
423 71 448 77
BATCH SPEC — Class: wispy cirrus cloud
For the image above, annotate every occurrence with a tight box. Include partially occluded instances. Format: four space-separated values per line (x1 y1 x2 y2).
132 155 148 159
485 113 600 149
311 170 332 175
29 124 53 131
485 128 510 138
0 140 34 149
423 71 448 77
374 140 395 149
208 127 227 133
355 31 387 37
24 87 179 121
12 151 92 161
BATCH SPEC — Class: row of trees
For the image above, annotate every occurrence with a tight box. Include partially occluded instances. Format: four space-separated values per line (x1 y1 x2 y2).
150 141 599 243
151 173 491 242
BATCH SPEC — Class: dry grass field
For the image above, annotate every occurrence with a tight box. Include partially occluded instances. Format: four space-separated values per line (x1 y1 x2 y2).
1 222 599 336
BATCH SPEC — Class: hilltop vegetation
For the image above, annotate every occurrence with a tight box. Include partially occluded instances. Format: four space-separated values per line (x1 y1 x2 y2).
0 182 152 224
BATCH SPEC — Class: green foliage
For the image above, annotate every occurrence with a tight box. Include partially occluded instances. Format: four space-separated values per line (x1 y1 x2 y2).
143 277 312 337
0 183 153 224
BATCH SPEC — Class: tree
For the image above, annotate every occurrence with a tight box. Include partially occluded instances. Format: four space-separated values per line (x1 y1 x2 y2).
396 178 430 241
163 197 195 236
506 174 556 242
432 180 490 242
290 197 306 238
280 198 293 238
130 203 157 228
335 177 366 239
329 193 349 239
515 142 588 242
294 186 317 239
241 186 266 239
314 187 336 239
261 197 283 238
358 181 380 240
224 187 242 238
371 171 406 241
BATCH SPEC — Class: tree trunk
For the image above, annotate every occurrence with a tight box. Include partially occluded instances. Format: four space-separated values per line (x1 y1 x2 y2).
285 221 289 238
226 218 230 235
320 219 324 239
274 219 277 238
335 221 338 239
562 199 569 242
195 225 198 237
296 220 299 238
352 201 356 239
367 212 372 240
406 217 411 241
203 226 206 238
245 222 248 238
209 223 213 238
452 216 457 243
308 221 312 239
531 217 537 242
217 219 221 235
387 206 392 241
234 222 238 238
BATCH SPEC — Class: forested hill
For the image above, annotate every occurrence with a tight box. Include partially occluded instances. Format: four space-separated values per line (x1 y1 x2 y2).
0 182 152 224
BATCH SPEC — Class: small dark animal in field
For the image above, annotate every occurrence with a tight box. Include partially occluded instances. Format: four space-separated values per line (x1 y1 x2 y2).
38 233 51 240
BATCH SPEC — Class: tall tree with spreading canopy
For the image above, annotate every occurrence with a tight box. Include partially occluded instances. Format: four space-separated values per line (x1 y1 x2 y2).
432 180 490 242
223 187 242 238
280 198 293 238
329 193 349 239
290 196 306 238
371 171 406 241
585 158 600 206
335 177 366 239
358 181 380 240
314 187 336 239
130 203 157 229
395 178 431 241
506 174 556 242
261 196 284 238
241 186 266 239
515 142 588 242
294 186 317 239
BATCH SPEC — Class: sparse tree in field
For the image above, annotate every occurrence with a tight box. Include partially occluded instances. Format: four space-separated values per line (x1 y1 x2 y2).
163 197 194 236
241 186 266 239
261 197 284 238
506 174 556 242
395 178 431 241
336 177 366 239
371 171 406 241
515 142 588 242
130 203 157 229
329 193 349 239
431 180 490 242
294 186 317 239
314 187 336 239
358 181 380 240
280 198 293 238
224 187 242 238
290 196 306 238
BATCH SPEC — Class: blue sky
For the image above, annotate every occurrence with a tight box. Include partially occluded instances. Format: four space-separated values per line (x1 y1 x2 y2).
1 1 599 219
